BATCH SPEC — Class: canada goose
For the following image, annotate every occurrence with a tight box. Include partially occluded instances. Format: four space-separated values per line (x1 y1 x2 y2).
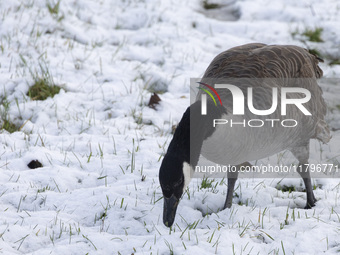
159 43 331 228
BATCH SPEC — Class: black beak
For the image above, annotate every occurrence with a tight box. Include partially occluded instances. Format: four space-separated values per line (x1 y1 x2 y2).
163 194 179 227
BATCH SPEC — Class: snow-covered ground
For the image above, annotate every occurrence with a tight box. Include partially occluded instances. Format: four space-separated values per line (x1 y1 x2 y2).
1 0 340 254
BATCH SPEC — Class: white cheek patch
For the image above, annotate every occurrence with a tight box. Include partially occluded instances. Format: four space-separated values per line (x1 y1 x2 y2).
182 162 193 193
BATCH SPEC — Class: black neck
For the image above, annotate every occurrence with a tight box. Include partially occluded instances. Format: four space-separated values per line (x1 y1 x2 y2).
167 100 226 167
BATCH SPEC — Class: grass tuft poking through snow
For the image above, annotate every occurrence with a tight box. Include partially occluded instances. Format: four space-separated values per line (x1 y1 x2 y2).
303 27 324 43
27 81 61 101
0 95 19 133
202 0 221 10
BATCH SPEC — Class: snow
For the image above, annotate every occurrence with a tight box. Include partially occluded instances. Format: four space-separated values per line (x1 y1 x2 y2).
0 0 340 254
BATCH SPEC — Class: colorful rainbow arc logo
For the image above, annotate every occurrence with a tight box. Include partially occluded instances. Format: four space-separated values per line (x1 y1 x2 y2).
197 82 223 106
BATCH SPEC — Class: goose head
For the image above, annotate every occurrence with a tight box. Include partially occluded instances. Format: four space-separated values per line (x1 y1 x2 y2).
159 153 192 227
159 101 225 227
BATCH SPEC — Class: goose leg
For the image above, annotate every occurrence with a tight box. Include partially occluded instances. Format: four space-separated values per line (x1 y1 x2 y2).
290 144 317 209
223 164 243 209
224 174 238 209
298 164 317 208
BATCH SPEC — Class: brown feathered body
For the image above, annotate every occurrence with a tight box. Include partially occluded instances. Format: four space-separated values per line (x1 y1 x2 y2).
197 43 330 165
